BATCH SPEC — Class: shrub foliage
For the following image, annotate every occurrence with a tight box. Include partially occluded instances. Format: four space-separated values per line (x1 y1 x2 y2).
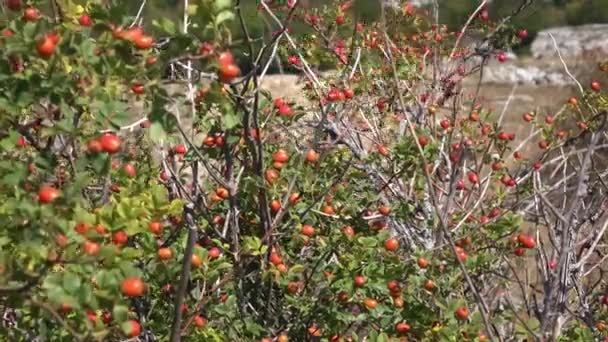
0 0 607 341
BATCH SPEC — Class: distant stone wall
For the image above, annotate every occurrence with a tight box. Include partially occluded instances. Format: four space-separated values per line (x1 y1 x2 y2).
531 24 608 60
481 64 574 86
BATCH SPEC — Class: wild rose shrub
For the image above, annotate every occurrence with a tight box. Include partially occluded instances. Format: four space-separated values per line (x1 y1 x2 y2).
0 0 607 341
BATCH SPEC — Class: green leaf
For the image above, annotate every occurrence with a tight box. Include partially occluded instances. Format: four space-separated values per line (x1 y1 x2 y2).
121 320 135 335
159 198 186 216
121 247 143 259
42 274 62 290
116 201 131 220
77 283 97 309
150 184 168 206
153 17 177 35
22 22 37 41
98 245 120 261
213 0 232 13
226 135 240 145
215 11 235 26
0 236 10 247
243 318 263 336
113 305 129 324
149 122 167 143
125 221 146 236
377 332 389 342
62 273 82 294
289 264 304 274
357 236 377 248
187 4 199 16
223 110 239 130
242 236 263 255
119 261 140 278
2 166 26 187
107 111 131 128
0 131 18 151
95 270 119 290
89 154 110 174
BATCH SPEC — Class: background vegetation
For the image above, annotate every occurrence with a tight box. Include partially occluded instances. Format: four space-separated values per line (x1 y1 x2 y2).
136 0 608 45
1 0 608 341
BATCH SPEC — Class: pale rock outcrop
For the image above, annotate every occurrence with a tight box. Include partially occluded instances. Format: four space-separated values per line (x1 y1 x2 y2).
481 64 573 86
531 24 608 60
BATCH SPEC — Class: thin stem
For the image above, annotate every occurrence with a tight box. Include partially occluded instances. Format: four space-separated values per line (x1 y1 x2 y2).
169 204 198 342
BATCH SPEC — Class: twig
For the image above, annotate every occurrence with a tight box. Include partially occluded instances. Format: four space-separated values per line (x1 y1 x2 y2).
449 0 488 59
130 0 147 28
548 32 584 96
169 203 198 342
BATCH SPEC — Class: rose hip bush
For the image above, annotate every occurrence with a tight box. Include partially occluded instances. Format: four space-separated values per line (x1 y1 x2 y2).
1 0 608 341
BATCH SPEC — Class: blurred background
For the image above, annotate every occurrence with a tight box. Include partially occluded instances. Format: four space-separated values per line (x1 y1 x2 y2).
121 0 608 138
132 0 608 54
